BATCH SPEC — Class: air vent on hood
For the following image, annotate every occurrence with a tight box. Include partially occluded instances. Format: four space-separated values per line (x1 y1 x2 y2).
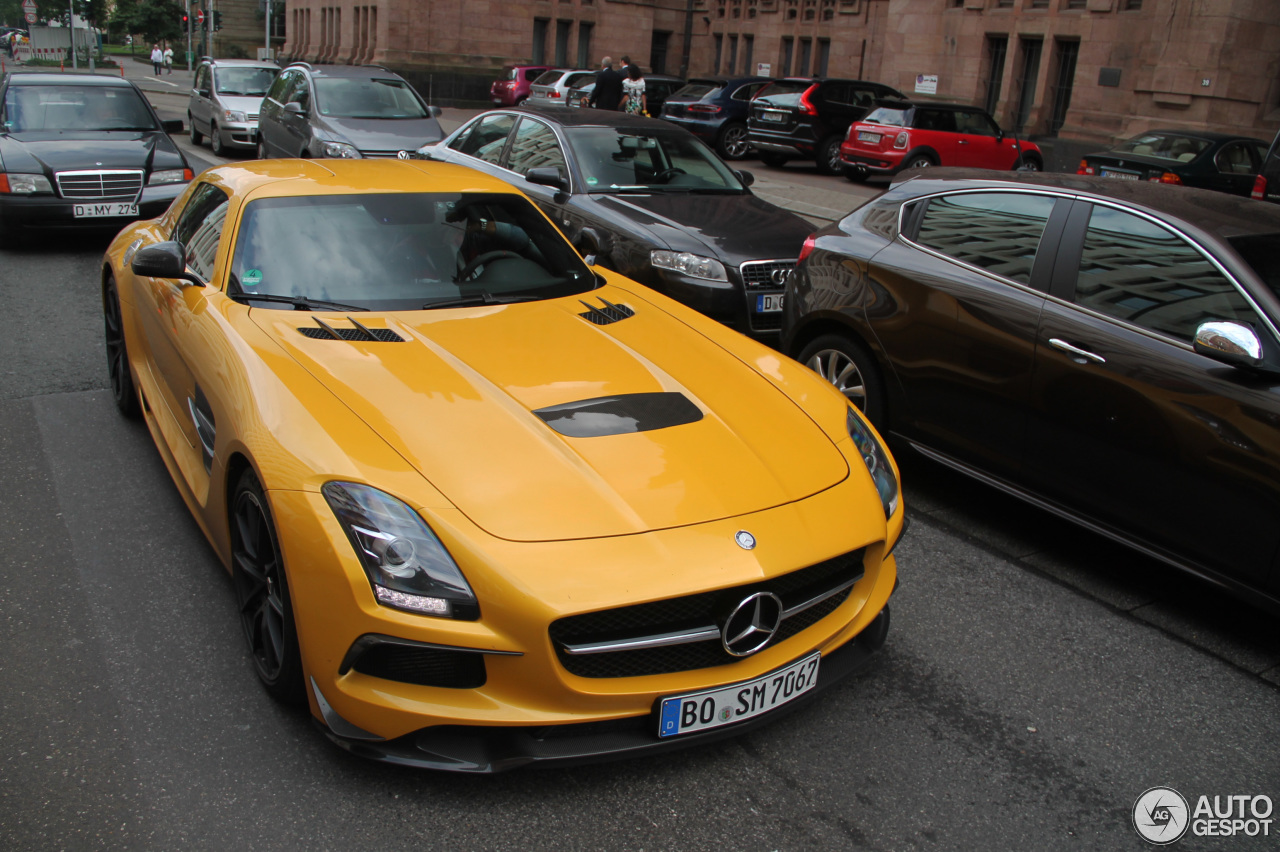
298 317 404 342
578 298 635 326
534 392 703 438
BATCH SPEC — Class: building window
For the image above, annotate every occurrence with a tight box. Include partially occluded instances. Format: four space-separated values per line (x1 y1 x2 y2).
1122 0 1143 8
816 38 830 77
714 34 723 73
728 34 739 75
780 37 793 76
650 30 671 74
1029 0 1049 7
577 22 593 68
555 20 571 66
983 35 1008 116
798 38 811 76
744 35 754 74
532 19 548 65
1065 0 1086 8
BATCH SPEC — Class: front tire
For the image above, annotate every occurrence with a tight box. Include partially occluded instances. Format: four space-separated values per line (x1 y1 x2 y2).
189 116 203 146
257 138 269 160
103 275 139 418
816 135 843 176
797 334 885 427
717 122 750 160
209 122 224 157
231 468 305 707
1016 154 1042 171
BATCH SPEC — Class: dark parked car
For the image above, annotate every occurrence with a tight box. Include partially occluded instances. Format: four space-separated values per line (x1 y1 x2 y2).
840 100 1042 180
748 77 906 175
1252 128 1280 204
783 169 1280 612
1077 129 1269 197
0 72 191 245
567 74 686 116
489 65 551 106
413 107 813 340
661 76 774 160
257 62 443 160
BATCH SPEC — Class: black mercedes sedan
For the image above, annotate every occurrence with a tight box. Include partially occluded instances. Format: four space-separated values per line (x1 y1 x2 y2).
410 107 813 340
783 169 1280 612
0 72 192 245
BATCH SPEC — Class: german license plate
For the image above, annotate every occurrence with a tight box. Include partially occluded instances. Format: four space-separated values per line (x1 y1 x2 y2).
857 131 881 143
658 652 820 738
74 202 138 218
1099 169 1139 181
761 110 786 123
491 97 502 104
756 292 784 313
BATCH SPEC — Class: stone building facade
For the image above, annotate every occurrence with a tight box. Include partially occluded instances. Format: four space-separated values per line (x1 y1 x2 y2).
274 0 1280 144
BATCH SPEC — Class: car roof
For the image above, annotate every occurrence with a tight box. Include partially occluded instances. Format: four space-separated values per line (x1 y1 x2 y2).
891 168 1280 239
197 158 530 200
1112 128 1268 144
285 63 405 79
6 72 134 88
873 100 985 112
507 106 689 130
205 58 279 69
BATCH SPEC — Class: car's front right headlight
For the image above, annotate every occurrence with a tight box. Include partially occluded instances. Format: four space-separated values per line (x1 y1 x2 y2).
323 481 479 619
222 108 247 123
0 173 54 194
650 250 728 281
847 408 899 518
319 140 362 159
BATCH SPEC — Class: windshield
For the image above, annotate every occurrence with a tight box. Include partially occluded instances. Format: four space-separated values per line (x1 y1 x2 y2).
216 67 278 96
1114 132 1211 162
315 77 429 119
2 84 156 132
565 126 746 193
229 192 598 311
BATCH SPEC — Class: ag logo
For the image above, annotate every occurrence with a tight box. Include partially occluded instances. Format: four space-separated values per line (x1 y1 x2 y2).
1133 786 1190 845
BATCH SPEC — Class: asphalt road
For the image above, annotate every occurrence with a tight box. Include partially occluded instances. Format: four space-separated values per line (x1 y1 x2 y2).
0 69 1277 852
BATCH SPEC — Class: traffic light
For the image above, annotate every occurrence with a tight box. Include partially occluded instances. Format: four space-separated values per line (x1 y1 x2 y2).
182 13 188 26
213 10 222 31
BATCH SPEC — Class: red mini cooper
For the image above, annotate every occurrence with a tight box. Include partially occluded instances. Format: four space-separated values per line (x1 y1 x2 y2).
839 100 1042 181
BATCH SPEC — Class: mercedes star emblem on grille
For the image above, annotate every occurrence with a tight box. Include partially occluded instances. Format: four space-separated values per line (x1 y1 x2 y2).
735 530 756 550
722 592 784 657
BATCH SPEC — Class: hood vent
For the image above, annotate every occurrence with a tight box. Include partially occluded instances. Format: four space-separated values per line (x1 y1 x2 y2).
534 392 703 438
578 298 635 326
298 317 404 342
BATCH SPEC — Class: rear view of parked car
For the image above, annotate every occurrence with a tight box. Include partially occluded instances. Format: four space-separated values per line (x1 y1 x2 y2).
489 65 550 106
526 69 596 108
840 100 1041 180
661 76 773 160
188 57 280 156
1077 130 1269 197
1251 129 1280 203
568 74 685 116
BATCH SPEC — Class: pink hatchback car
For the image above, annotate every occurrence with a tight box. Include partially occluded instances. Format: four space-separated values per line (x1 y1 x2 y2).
489 65 551 107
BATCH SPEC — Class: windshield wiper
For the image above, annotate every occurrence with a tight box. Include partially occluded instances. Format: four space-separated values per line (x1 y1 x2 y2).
229 292 369 311
423 292 538 310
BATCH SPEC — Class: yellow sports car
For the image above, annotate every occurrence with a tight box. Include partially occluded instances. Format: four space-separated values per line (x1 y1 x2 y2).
101 159 905 772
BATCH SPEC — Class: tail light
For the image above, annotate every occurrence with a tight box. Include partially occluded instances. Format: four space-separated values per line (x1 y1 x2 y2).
799 84 819 116
893 132 909 150
797 234 818 264
687 104 722 115
1151 171 1182 185
1253 174 1267 200
550 91 561 98
1077 159 1095 175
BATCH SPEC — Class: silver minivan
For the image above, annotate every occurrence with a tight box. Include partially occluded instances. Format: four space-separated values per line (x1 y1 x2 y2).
188 58 280 156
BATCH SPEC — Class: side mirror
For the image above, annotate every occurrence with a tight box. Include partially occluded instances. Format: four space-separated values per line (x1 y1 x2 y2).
526 166 570 193
734 168 755 187
575 227 602 262
428 105 443 118
285 101 307 116
131 242 204 287
162 119 184 134
1194 321 1264 369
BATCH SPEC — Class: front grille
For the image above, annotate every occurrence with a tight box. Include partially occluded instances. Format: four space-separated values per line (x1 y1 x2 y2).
740 259 797 291
345 638 487 688
749 312 784 332
247 112 259 121
55 169 143 201
361 150 404 159
549 549 865 678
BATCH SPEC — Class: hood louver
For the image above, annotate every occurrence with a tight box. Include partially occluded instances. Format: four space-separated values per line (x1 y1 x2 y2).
534 392 703 438
578 298 635 326
298 317 404 342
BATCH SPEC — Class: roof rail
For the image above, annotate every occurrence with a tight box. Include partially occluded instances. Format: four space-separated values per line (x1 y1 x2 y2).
288 60 313 70
360 64 390 71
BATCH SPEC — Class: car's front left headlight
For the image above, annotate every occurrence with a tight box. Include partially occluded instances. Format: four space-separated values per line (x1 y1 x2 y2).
148 168 192 185
222 109 247 123
323 481 479 619
847 408 899 518
651 249 728 281
1 173 54 194
319 140 362 159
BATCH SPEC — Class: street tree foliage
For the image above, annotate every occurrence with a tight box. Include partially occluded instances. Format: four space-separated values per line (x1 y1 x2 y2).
111 0 184 45
0 0 110 29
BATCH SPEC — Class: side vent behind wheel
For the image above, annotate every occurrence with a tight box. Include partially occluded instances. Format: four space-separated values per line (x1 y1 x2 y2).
578 298 635 326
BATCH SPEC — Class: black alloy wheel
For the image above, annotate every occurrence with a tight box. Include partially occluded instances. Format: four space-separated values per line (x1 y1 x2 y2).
1017 154 1042 171
797 333 885 427
210 122 224 157
718 122 750 159
231 469 305 706
189 115 202 145
817 135 843 176
103 276 140 418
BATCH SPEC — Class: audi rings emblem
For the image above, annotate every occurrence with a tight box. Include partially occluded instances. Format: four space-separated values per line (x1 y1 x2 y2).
771 267 791 287
722 592 784 657
735 530 756 550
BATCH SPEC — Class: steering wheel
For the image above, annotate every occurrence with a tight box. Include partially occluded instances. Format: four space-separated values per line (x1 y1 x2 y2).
458 250 521 282
656 167 687 183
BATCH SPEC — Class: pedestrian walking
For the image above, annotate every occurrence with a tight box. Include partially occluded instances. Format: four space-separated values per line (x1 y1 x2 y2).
150 44 163 76
589 56 624 110
163 45 173 75
622 65 647 115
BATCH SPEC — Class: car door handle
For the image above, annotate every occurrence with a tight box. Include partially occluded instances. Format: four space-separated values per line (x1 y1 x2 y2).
1049 338 1106 364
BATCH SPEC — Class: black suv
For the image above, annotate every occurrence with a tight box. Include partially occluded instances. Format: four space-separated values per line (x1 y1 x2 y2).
748 77 906 175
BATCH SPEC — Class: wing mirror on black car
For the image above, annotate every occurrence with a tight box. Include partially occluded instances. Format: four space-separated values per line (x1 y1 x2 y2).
734 169 755 187
1194 321 1266 370
526 167 570 193
428 105 442 118
131 242 204 287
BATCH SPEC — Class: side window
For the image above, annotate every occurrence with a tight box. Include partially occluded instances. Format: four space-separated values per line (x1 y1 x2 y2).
956 110 999 136
850 88 877 110
506 118 567 176
1214 141 1258 175
915 110 957 133
287 74 311 109
915 192 1057 285
266 70 292 103
458 113 516 164
524 69 542 81
824 83 850 105
195 66 209 92
1074 205 1259 342
173 183 231 282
